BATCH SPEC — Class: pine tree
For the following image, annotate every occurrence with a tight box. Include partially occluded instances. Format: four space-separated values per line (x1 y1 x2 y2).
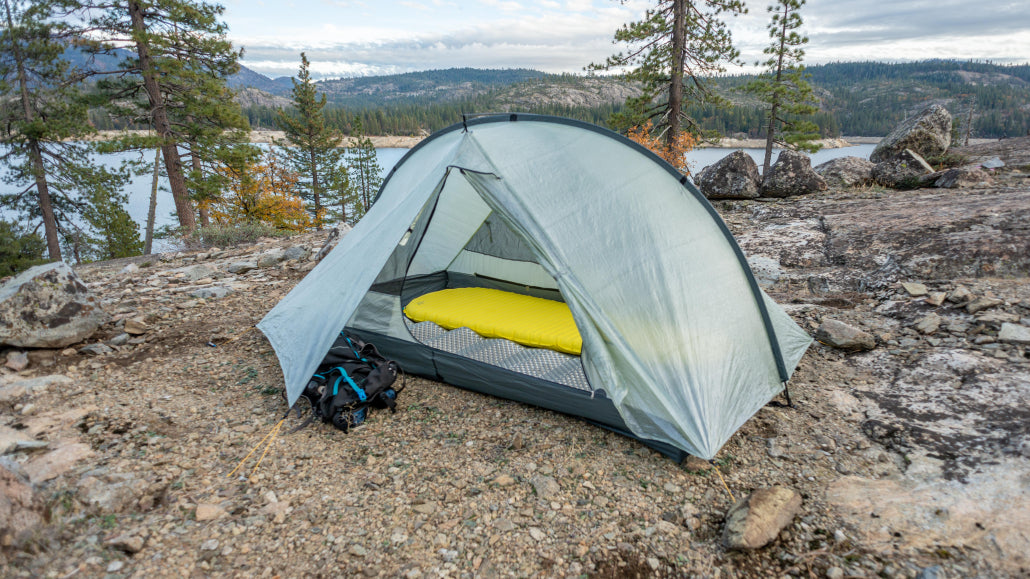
83 0 252 232
276 53 344 229
345 116 383 223
742 0 821 176
0 0 135 261
591 0 746 147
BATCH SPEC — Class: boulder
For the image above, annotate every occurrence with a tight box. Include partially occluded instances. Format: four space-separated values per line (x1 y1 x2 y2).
723 486 802 550
933 166 994 189
814 319 876 351
872 149 934 188
0 459 45 549
226 261 256 274
760 150 827 198
283 245 311 261
694 151 761 199
0 262 109 348
813 156 875 188
870 104 952 163
256 249 286 268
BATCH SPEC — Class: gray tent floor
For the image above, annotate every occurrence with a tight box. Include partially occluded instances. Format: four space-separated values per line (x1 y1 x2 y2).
404 319 591 392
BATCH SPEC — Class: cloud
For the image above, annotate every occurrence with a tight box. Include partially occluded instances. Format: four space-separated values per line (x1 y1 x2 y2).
235 0 1030 80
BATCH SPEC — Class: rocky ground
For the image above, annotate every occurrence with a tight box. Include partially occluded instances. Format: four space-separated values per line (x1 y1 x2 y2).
1 142 1028 579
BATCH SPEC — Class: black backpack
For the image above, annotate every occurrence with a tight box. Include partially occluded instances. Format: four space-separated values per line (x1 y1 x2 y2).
296 333 403 432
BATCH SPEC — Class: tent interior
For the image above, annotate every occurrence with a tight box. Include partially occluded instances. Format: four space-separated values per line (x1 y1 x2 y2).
344 167 635 445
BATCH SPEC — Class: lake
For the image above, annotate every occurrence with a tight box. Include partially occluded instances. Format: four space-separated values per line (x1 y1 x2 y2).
1 144 873 253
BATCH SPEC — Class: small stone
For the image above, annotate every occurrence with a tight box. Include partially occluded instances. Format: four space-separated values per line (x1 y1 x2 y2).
349 544 367 557
528 527 545 541
510 433 523 450
119 263 139 274
106 534 144 554
200 539 219 551
663 482 682 493
998 323 1030 344
107 560 124 572
107 333 130 346
815 319 876 351
722 486 802 550
530 475 560 500
900 282 928 297
124 318 148 335
826 566 845 579
924 292 947 307
914 313 942 335
647 557 661 571
190 286 232 299
412 502 436 515
79 343 113 356
683 456 711 471
390 531 408 544
4 351 29 371
966 297 1002 314
947 285 972 303
195 503 227 521
493 518 515 532
60 348 77 356
493 474 516 487
766 438 786 459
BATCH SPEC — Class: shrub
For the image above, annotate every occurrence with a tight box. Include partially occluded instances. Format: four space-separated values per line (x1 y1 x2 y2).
0 220 48 277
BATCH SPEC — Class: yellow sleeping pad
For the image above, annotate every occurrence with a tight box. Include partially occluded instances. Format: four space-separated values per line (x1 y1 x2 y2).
403 287 582 355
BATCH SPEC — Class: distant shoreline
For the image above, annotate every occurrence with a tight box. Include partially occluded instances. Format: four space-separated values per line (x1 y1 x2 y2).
87 130 998 150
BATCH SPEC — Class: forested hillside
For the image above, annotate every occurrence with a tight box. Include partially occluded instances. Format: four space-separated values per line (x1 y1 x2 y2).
93 60 1030 138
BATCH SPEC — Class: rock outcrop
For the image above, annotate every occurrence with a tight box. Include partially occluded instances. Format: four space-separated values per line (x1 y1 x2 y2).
760 150 827 198
870 104 952 163
694 151 761 199
0 459 45 549
0 262 108 348
814 156 875 188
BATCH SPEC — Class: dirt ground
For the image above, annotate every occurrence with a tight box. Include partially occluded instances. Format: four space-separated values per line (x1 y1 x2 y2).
1 141 1028 578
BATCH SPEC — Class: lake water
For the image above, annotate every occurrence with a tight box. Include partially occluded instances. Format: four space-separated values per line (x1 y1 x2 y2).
1 144 872 253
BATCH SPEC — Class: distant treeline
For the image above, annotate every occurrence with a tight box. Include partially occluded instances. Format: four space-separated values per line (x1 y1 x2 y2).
91 60 1030 139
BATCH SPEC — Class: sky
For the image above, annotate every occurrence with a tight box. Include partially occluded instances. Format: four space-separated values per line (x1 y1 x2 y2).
224 0 1030 80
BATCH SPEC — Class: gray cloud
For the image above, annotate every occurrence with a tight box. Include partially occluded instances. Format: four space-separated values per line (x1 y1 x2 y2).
239 0 1030 79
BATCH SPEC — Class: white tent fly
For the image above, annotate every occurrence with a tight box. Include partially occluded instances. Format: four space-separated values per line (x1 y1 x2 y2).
259 114 812 461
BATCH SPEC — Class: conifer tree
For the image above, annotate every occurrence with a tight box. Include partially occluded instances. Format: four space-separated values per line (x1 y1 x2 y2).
591 0 746 146
276 53 344 229
345 116 383 222
0 0 135 261
742 0 821 176
83 0 253 232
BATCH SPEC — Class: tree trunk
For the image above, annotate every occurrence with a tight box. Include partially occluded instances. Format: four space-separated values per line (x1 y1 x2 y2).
763 2 790 177
144 147 160 255
763 103 778 177
667 0 686 148
310 147 321 230
129 1 195 231
5 0 61 260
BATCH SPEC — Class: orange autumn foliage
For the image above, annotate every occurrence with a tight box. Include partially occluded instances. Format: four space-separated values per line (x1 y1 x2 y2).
204 153 311 232
626 120 696 176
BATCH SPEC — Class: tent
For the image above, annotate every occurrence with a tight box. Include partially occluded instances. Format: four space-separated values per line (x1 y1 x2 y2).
259 114 812 461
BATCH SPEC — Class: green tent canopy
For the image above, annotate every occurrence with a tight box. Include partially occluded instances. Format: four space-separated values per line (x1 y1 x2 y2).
259 114 812 461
